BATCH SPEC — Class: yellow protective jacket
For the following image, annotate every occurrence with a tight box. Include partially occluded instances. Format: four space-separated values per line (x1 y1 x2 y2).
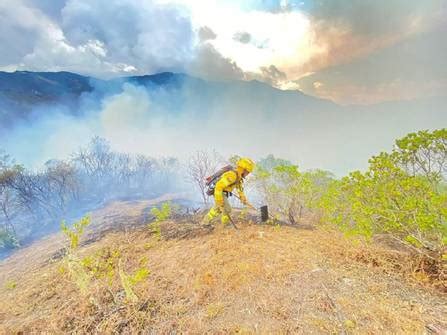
214 170 247 207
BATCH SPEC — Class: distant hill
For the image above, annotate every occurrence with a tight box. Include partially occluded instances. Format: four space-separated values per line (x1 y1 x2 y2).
0 71 338 126
1 70 446 175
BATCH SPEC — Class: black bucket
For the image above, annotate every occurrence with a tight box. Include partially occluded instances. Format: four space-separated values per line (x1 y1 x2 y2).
260 205 269 222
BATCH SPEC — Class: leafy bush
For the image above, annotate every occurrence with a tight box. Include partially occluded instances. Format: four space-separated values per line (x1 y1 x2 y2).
393 129 447 184
118 259 150 303
60 215 150 301
320 154 446 251
151 202 173 222
253 160 333 224
61 215 91 250
81 248 121 285
254 129 446 266
61 216 92 294
317 130 447 263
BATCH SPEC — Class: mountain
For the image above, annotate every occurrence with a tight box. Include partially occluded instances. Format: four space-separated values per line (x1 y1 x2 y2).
0 71 339 126
0 70 445 175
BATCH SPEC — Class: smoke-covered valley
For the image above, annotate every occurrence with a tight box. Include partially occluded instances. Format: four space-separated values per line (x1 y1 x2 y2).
1 71 446 176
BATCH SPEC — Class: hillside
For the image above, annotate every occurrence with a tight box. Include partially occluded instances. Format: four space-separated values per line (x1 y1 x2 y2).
0 70 338 126
0 200 445 334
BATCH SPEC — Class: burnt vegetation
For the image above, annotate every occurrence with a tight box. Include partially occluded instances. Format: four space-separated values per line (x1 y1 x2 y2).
0 136 180 255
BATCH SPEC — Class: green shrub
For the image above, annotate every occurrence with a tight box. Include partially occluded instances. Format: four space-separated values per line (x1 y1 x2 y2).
60 215 92 294
118 259 150 303
253 161 334 224
255 129 446 262
60 215 151 301
151 201 173 222
61 215 91 250
318 149 446 260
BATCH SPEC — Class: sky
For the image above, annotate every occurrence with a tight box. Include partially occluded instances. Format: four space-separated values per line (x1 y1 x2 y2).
1 0 446 104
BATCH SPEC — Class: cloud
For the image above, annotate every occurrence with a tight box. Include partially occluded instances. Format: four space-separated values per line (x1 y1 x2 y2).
0 0 196 77
60 0 195 74
22 0 69 22
296 27 447 104
0 0 50 67
289 1 445 75
313 81 323 89
188 43 245 81
305 0 442 36
233 31 252 44
245 65 287 87
198 26 217 41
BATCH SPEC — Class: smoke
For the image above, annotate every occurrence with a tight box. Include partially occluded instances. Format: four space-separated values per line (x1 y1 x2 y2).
1 75 446 177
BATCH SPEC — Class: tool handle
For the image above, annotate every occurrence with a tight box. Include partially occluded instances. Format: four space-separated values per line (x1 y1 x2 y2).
233 194 257 210
247 203 257 210
227 215 238 230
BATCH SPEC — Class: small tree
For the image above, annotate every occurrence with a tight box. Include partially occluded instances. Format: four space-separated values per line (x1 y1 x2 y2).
393 129 447 185
187 150 223 204
0 152 21 239
253 163 304 224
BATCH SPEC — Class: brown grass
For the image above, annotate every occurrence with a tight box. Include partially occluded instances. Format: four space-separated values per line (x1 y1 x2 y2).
0 206 446 334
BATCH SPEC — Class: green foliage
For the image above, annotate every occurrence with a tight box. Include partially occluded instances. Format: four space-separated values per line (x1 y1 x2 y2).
393 128 447 184
256 154 292 172
256 129 446 261
318 149 447 255
5 280 17 290
60 215 151 301
81 248 121 285
60 215 92 295
61 215 91 250
252 163 302 222
118 259 150 303
300 169 335 210
150 201 178 239
151 202 173 222
66 255 92 295
253 159 334 224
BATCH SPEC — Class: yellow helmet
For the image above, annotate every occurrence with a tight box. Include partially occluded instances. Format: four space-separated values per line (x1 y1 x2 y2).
237 157 255 173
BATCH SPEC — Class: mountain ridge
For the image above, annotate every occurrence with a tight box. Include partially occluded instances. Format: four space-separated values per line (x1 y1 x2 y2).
0 70 339 126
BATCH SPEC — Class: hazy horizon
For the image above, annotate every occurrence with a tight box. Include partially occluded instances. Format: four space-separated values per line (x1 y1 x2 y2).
1 0 446 176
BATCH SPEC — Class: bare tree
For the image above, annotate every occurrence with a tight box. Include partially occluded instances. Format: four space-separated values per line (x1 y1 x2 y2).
0 152 24 235
113 153 133 192
187 150 223 204
134 155 156 192
44 160 79 213
72 136 116 197
0 184 20 236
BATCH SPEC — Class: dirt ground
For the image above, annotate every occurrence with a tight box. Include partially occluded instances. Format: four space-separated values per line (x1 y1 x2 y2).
0 200 446 334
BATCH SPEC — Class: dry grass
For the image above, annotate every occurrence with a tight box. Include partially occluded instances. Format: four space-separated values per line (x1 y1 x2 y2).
0 205 446 334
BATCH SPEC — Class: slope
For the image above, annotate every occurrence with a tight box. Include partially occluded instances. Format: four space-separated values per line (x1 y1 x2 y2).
0 201 445 334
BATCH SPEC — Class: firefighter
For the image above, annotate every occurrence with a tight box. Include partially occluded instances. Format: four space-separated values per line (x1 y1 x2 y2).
202 157 255 226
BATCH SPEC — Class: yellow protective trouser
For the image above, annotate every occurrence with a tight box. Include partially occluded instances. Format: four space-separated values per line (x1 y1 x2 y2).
204 196 232 225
